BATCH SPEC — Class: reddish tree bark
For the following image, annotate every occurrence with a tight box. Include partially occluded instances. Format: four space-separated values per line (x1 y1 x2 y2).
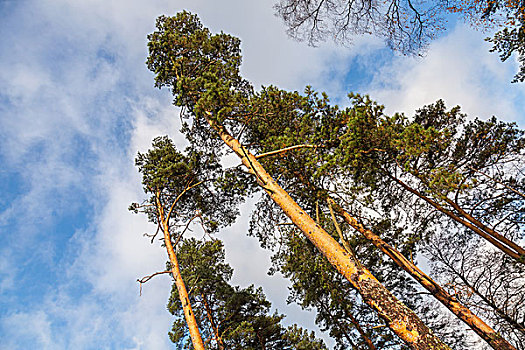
156 192 205 350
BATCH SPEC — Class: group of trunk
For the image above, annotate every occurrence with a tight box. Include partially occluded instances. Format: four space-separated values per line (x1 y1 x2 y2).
135 11 525 350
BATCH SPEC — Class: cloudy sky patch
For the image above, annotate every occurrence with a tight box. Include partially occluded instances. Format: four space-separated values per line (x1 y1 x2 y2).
1 0 523 348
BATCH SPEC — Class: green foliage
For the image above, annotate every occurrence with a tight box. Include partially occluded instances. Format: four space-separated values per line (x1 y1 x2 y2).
132 136 244 234
135 136 195 194
167 238 328 350
245 90 524 348
144 11 525 348
262 209 470 349
272 228 407 349
488 26 525 82
283 325 327 350
484 1 525 82
147 11 252 125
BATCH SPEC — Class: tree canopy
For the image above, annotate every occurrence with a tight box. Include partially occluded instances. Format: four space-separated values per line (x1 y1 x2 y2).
136 10 525 350
168 237 328 349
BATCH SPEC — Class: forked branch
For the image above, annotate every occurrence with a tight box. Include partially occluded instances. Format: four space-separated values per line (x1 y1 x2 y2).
137 270 172 296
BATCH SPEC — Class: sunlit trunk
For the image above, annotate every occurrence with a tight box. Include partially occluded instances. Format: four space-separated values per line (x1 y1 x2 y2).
156 192 206 350
330 198 517 350
205 113 451 350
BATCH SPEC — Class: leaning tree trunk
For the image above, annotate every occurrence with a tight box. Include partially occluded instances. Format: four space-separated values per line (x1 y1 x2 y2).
204 112 451 350
156 192 206 350
391 174 525 262
329 198 517 350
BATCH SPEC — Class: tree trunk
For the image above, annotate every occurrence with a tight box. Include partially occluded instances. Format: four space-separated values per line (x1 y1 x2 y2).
201 292 225 350
329 198 517 350
156 192 206 350
390 175 524 261
442 196 525 258
204 113 451 350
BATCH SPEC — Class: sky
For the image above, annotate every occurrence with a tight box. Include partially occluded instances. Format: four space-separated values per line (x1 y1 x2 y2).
0 0 524 349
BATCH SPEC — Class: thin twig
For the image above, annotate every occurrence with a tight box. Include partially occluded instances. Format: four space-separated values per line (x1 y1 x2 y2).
255 144 321 159
137 270 172 296
173 213 202 247
468 166 525 199
143 225 161 244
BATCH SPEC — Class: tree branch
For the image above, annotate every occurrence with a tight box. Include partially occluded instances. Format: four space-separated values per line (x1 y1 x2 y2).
327 198 359 263
255 144 321 159
468 165 525 199
137 270 172 296
166 180 205 222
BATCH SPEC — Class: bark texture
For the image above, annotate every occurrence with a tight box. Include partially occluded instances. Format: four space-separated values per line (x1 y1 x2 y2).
330 199 517 350
156 193 206 350
205 113 451 350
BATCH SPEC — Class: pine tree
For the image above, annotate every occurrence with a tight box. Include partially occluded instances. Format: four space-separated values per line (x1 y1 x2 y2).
243 89 519 349
167 238 328 349
132 136 246 349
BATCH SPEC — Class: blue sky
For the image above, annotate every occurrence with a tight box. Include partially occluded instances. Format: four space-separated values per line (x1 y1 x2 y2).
0 0 524 349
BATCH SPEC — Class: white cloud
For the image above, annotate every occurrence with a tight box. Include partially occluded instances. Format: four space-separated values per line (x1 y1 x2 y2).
2 311 55 349
367 23 525 122
2 0 524 349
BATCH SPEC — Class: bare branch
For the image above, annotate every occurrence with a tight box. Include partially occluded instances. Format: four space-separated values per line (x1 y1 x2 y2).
143 225 162 244
255 144 321 159
137 270 172 296
468 165 525 199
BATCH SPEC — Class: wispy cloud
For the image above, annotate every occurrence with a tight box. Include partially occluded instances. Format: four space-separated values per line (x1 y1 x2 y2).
1 1 523 349
366 23 525 122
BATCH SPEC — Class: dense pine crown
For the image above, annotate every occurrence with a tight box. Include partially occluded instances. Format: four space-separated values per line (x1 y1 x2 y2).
133 136 242 234
147 11 252 125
